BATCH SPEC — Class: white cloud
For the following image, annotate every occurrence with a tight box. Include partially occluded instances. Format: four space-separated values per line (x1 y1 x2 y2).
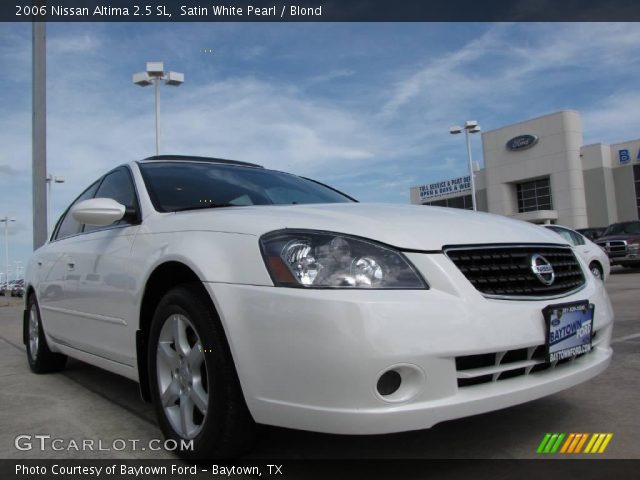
582 91 640 144
3 22 640 270
0 165 20 175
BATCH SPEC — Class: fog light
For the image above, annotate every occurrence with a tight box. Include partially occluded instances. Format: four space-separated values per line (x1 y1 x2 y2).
377 370 402 396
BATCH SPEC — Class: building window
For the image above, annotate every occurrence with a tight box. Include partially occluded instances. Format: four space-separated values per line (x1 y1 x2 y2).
634 165 640 219
516 177 553 213
424 194 473 210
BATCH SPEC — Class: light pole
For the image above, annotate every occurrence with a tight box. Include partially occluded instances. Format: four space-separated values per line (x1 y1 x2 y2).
15 261 23 281
133 62 184 155
46 174 65 236
0 216 16 296
449 120 481 211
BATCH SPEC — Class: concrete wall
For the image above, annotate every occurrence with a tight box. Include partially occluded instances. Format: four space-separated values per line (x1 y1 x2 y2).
581 143 617 227
408 113 640 226
481 110 588 228
612 165 639 221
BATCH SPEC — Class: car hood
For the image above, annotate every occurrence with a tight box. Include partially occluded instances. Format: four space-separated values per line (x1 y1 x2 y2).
152 203 565 251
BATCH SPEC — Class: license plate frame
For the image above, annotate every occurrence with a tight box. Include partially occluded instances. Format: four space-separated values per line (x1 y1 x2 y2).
543 300 594 363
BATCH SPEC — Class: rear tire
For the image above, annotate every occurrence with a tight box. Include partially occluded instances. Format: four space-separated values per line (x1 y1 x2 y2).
148 284 255 460
26 294 67 373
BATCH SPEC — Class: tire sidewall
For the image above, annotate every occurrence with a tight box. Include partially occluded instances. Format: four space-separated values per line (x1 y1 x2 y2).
26 295 43 370
148 287 237 459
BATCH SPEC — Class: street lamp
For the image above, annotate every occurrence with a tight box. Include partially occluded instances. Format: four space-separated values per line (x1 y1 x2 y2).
449 120 481 211
46 174 65 236
0 216 16 296
133 62 184 155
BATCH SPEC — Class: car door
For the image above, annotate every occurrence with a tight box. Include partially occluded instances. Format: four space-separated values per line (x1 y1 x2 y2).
58 167 141 366
570 230 594 260
36 180 100 344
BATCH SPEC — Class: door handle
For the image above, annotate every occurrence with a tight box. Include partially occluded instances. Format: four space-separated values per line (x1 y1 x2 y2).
67 260 75 270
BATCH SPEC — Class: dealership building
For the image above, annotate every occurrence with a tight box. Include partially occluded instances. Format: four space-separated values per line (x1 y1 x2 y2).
410 110 640 229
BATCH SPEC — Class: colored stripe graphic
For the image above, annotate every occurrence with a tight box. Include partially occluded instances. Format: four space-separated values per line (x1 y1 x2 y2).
537 433 552 453
538 433 613 454
585 433 613 454
560 433 575 453
537 433 565 453
574 433 589 453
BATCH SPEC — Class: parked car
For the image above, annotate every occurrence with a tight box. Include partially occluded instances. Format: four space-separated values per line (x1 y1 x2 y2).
24 155 614 459
576 227 606 241
595 221 640 268
543 225 610 281
11 284 25 297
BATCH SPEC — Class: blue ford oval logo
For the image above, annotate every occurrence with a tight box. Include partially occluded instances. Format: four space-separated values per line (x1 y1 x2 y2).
506 134 539 151
551 318 561 327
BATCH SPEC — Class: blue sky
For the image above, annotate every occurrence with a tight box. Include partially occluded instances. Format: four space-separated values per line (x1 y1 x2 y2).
1 22 640 275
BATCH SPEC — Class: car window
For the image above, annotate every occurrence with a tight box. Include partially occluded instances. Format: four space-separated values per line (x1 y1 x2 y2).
548 226 575 245
54 181 100 240
139 162 355 213
604 222 640 235
571 231 586 246
84 168 139 233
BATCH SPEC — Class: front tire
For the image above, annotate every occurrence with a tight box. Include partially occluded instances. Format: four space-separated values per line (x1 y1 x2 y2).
26 295 67 373
148 285 255 460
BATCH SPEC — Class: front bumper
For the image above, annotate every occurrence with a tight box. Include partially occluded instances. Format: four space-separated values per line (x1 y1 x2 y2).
205 253 614 435
609 253 640 266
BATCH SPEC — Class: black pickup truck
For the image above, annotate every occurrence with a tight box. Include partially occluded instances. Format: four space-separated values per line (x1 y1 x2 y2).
595 221 640 268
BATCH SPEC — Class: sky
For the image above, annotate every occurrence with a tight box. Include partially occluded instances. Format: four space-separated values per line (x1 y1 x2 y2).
1 21 640 277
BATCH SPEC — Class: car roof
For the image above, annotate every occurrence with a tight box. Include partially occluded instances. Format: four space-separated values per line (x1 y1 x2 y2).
138 155 263 168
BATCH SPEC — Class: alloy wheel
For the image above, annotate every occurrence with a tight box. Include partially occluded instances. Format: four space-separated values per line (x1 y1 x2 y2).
29 304 39 360
156 313 209 439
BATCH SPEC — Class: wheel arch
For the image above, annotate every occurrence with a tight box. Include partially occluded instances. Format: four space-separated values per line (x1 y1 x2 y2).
136 261 221 402
22 285 36 346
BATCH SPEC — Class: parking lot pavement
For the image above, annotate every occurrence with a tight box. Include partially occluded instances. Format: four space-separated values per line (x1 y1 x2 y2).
0 269 638 460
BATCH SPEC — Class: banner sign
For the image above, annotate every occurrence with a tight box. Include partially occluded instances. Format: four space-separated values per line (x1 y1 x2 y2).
418 175 471 201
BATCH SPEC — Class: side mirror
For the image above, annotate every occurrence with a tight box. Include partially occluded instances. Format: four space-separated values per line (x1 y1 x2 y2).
71 198 126 226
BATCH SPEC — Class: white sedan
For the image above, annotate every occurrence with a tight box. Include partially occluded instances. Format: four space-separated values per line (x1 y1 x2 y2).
24 156 614 459
542 225 611 281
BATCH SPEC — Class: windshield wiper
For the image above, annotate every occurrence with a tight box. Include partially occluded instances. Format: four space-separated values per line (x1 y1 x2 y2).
172 203 239 212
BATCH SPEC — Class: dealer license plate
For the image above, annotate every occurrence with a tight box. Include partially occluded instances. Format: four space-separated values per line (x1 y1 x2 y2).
543 301 594 363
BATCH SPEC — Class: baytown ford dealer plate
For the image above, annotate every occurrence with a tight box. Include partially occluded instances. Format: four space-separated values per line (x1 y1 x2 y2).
544 301 594 363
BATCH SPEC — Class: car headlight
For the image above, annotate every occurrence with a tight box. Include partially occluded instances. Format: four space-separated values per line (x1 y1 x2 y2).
260 230 428 289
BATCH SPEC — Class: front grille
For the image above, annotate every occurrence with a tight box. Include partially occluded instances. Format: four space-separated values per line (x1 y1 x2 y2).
456 343 593 388
445 245 585 299
596 240 627 257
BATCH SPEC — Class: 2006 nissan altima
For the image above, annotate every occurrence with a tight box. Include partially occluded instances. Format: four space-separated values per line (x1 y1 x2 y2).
24 155 614 458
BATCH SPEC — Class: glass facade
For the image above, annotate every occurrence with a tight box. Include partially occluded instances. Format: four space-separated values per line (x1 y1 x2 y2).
516 177 553 213
424 194 473 210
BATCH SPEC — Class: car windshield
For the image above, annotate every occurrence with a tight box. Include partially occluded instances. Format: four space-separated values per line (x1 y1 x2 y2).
139 161 355 212
603 222 640 236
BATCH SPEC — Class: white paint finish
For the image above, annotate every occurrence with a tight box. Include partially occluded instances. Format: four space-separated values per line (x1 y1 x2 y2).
25 158 616 437
206 269 613 433
139 202 566 251
542 225 611 281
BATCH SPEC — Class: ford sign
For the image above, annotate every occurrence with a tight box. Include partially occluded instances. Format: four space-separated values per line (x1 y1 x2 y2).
506 134 539 151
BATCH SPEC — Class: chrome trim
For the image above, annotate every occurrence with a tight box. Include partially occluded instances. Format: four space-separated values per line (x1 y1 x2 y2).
443 243 586 301
444 243 572 252
481 283 587 301
40 305 128 326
